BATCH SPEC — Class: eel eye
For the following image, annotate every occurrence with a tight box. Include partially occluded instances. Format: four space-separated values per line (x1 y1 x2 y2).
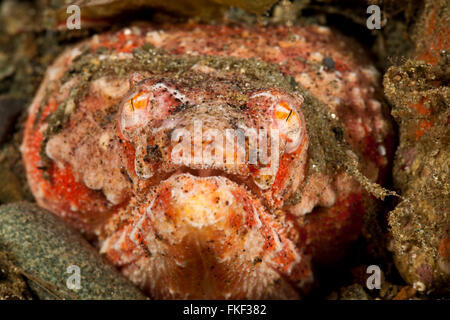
118 80 188 180
120 90 152 139
247 91 305 155
274 101 295 122
119 81 188 142
128 92 149 112
273 101 304 153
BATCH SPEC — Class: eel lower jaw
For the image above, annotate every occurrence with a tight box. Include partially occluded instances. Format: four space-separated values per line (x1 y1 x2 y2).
101 172 313 299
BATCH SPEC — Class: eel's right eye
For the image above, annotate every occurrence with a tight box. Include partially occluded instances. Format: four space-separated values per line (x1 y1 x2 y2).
119 81 188 142
128 92 149 112
120 90 152 137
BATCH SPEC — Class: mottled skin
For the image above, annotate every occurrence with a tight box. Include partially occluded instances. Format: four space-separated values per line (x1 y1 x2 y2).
22 24 392 299
384 0 449 293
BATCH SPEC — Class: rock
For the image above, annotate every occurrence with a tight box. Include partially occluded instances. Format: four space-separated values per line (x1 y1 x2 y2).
0 162 24 204
384 0 450 294
0 202 147 300
0 251 32 300
392 286 417 300
0 136 34 205
50 0 278 30
338 284 372 300
0 96 26 144
210 0 277 13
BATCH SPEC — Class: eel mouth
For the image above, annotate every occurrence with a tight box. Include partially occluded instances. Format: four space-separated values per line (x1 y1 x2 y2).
102 171 313 299
136 166 267 209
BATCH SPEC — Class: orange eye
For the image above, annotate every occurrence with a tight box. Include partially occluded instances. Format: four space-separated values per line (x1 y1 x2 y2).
127 92 148 112
120 91 153 141
275 101 300 124
273 101 304 153
274 102 290 120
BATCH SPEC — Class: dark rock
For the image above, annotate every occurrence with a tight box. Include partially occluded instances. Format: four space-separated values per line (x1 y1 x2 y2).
339 284 371 300
0 96 27 144
0 202 147 300
0 162 24 204
383 0 450 294
322 57 335 71
0 251 32 300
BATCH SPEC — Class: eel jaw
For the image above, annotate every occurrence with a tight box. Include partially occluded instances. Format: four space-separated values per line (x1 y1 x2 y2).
100 173 313 299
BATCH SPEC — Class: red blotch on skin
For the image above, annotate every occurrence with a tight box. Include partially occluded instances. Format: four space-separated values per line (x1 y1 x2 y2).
416 5 450 65
416 120 433 140
410 98 432 116
438 232 450 261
